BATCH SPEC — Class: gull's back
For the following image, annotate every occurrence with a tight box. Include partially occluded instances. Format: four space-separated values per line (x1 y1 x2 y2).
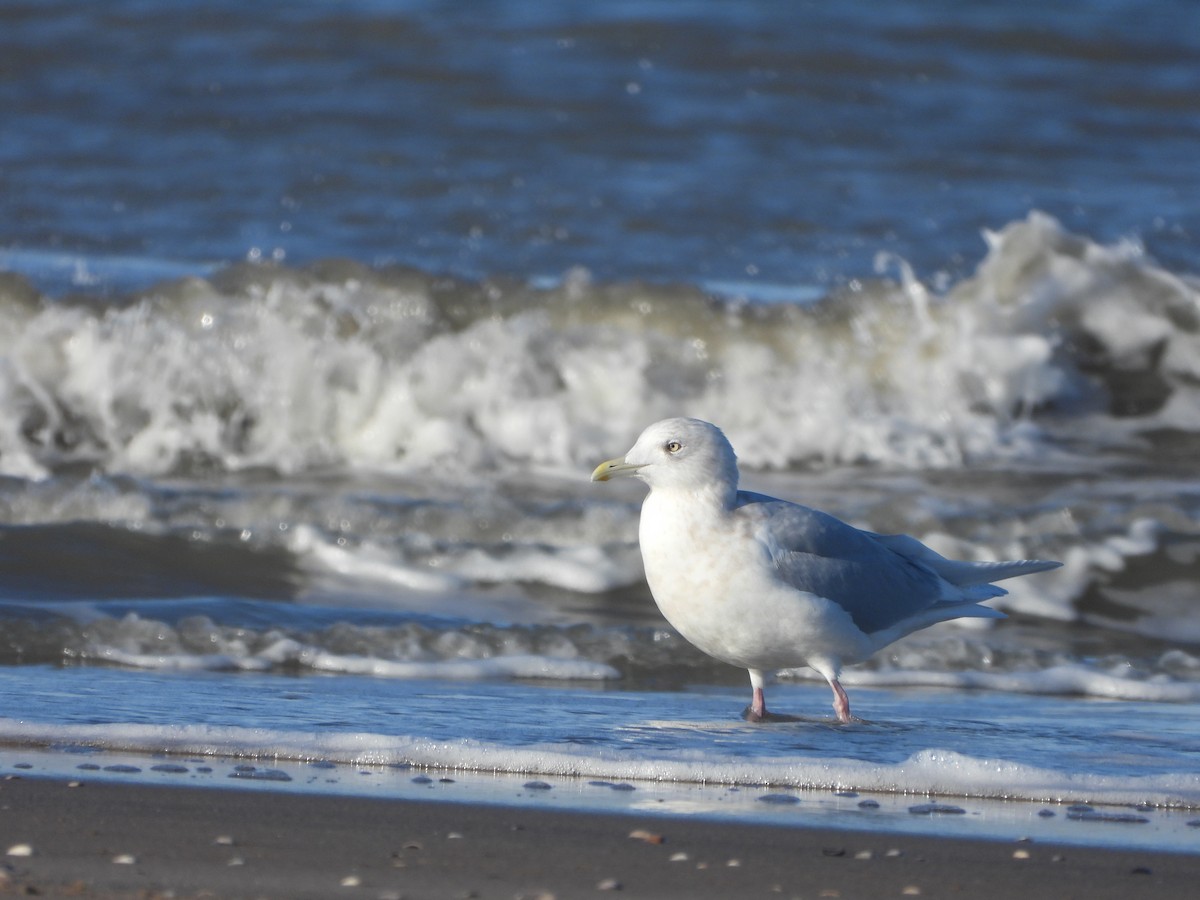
733 491 992 635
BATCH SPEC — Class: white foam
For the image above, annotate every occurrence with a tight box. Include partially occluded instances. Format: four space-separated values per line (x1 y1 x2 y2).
311 653 616 681
291 520 638 597
2 718 1196 809
90 647 273 673
85 631 618 682
3 213 1198 479
451 543 626 594
820 664 1200 704
291 526 465 593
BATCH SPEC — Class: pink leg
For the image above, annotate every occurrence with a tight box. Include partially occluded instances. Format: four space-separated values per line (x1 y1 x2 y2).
830 678 852 724
749 686 767 720
744 669 768 722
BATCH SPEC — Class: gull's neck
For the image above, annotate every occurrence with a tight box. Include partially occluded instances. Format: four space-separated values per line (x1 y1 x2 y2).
647 478 737 514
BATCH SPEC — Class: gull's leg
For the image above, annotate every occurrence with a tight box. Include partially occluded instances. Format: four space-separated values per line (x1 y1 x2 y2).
744 668 767 722
811 659 853 724
829 678 852 724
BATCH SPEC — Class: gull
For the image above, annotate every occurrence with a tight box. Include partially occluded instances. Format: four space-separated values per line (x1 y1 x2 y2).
591 417 1061 723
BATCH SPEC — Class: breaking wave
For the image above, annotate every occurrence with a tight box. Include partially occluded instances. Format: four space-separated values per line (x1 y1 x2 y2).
2 212 1197 480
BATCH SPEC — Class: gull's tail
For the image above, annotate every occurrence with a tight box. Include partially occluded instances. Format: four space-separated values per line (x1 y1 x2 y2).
871 532 1063 588
862 533 1061 653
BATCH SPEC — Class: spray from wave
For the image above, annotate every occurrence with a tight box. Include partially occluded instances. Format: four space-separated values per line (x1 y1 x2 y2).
1 212 1196 480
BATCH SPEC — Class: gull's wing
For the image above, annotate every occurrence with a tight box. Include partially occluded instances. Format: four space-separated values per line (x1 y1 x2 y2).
733 491 980 635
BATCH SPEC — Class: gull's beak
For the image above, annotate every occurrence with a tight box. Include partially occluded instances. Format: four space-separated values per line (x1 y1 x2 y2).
591 457 644 482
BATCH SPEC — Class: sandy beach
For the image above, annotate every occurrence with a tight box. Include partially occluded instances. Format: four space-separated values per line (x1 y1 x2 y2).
1 775 1195 900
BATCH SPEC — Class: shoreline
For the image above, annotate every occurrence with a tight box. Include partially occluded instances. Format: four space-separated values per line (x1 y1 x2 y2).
4 744 1199 856
3 774 1198 900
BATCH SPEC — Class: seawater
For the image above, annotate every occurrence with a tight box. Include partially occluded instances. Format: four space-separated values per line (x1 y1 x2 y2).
2 0 1198 294
3 668 1200 853
2 0 1200 850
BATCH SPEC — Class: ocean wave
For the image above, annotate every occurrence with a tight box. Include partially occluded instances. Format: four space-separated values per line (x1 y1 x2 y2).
4 605 1199 703
89 642 619 682
0 469 1194 648
1 213 1197 479
1 609 642 681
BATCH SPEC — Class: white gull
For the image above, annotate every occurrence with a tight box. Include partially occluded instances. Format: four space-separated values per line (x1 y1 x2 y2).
592 417 1061 723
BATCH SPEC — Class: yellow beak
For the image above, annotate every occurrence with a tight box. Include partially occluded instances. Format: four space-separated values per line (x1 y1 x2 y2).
590 457 645 482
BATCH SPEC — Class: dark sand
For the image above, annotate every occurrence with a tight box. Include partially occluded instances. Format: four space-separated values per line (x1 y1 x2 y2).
1 775 1196 899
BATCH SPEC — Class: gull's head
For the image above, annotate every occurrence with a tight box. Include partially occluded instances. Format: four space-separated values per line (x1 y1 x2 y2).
590 417 739 495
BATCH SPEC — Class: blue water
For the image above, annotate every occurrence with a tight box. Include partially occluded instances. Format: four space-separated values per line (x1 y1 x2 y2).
2 0 1197 293
3 0 1200 850
4 665 1197 790
3 665 1200 852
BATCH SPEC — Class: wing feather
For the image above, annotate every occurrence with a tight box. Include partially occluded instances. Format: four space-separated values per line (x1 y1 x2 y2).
734 491 969 635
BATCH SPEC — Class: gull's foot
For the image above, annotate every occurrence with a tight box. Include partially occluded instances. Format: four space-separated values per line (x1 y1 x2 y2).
831 713 870 726
742 707 804 723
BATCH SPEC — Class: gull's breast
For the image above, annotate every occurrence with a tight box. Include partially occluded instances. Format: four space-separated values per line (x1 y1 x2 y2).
637 493 845 668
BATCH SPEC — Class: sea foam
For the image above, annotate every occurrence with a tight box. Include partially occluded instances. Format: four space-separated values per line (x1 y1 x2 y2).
1 213 1197 480
2 717 1197 810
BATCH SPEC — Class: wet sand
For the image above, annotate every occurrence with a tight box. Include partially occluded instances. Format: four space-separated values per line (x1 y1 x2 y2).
1 775 1196 899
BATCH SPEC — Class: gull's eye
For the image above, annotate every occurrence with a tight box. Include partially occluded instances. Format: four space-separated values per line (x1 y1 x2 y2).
665 440 682 453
